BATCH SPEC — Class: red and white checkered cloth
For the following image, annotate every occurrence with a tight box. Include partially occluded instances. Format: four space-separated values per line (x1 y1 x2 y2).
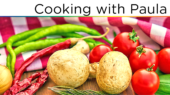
0 17 169 71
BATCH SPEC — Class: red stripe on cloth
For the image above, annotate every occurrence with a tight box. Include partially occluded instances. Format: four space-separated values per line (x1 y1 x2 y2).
164 30 170 47
118 25 133 33
136 17 151 22
26 17 42 29
79 17 110 45
137 20 152 37
108 17 132 33
0 17 15 57
15 54 24 70
51 17 68 24
40 56 50 69
163 17 170 29
108 17 124 26
0 17 15 43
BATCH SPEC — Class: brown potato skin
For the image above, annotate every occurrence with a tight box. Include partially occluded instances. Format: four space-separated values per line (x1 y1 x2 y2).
47 49 89 88
96 51 132 94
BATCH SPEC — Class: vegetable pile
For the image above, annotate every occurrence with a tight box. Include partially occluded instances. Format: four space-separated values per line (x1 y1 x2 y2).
0 23 170 95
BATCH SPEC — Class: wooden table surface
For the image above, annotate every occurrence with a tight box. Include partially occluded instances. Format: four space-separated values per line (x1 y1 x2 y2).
21 70 135 95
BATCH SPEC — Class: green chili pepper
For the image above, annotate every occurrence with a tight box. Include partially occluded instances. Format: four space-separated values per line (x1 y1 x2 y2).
0 27 48 48
12 32 95 47
61 33 96 43
5 27 48 75
13 24 111 46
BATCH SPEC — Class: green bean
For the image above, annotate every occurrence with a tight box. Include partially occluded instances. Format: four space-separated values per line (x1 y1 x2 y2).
5 27 48 75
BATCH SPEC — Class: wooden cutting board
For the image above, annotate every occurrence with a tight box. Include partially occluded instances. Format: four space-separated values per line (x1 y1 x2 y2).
21 70 135 95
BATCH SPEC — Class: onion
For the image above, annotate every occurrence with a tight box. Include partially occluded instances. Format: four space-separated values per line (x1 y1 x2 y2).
0 65 13 94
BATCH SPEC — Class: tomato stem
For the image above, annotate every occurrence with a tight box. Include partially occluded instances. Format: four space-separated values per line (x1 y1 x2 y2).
136 45 146 57
128 29 139 42
146 64 155 71
113 47 118 50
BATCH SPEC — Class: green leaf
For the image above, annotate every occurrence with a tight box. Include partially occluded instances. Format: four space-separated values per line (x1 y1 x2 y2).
128 29 139 42
113 31 117 38
155 50 160 54
156 68 164 76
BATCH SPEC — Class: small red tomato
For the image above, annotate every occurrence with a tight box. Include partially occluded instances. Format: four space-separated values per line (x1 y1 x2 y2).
113 30 139 57
89 45 113 63
129 45 158 73
158 48 170 74
132 65 160 95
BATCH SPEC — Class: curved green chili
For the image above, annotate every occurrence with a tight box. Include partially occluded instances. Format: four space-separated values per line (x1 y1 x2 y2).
0 27 48 48
12 32 95 47
13 24 111 46
5 27 48 75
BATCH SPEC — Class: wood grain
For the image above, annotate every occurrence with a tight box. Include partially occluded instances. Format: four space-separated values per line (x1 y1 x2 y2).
21 70 135 95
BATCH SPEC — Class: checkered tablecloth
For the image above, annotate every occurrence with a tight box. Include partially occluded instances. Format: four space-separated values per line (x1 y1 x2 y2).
0 17 169 71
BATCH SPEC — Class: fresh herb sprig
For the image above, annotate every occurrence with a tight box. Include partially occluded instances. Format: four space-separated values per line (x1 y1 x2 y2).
48 86 115 95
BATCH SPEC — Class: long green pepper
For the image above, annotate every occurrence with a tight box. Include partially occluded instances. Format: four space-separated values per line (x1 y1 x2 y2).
0 27 48 48
13 24 111 46
5 27 48 75
12 32 96 47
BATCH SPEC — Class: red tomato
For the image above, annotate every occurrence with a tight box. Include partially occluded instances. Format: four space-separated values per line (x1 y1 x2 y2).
158 48 170 74
113 31 139 57
89 45 113 63
129 46 158 73
132 67 160 95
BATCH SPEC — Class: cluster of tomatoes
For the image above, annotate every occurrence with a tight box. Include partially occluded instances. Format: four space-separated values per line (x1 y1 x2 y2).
89 31 170 95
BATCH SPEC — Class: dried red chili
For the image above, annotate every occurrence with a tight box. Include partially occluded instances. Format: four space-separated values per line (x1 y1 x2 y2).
16 69 48 95
10 72 41 94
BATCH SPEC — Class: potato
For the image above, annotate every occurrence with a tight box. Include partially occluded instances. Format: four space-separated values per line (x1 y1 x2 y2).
47 49 89 88
96 51 132 94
